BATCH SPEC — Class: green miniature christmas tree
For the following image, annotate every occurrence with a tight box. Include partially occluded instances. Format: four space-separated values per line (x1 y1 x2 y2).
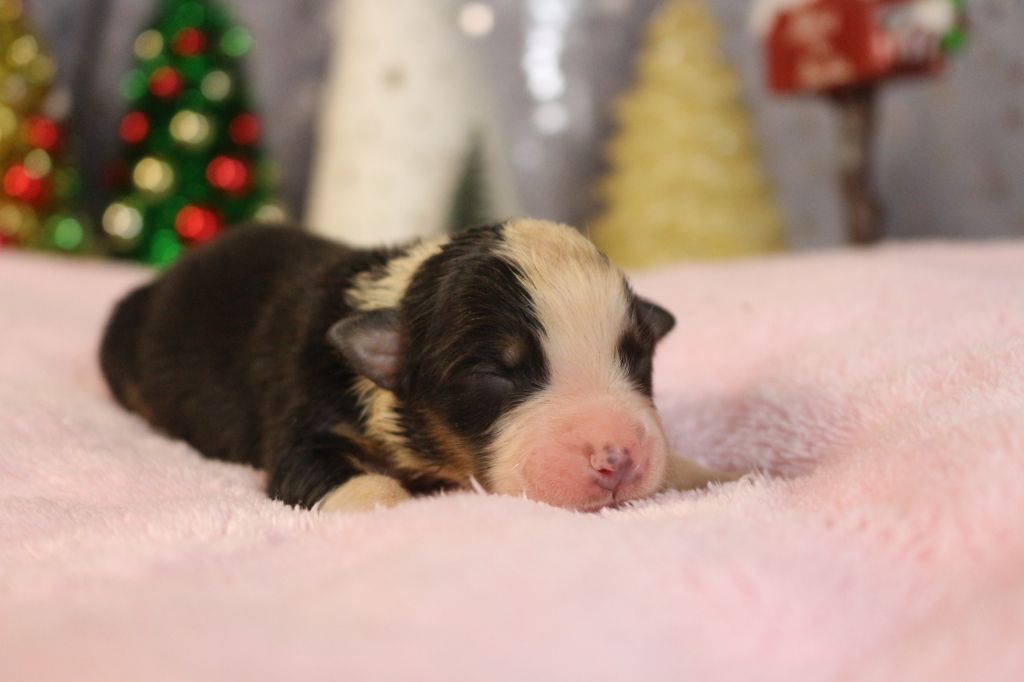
447 135 493 234
103 0 282 266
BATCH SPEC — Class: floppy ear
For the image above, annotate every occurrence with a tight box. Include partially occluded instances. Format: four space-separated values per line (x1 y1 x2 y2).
326 309 403 390
636 297 676 342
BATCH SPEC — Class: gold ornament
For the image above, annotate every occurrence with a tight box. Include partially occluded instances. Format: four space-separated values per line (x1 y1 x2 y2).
134 30 164 60
22 147 51 177
102 202 144 243
132 156 175 195
7 33 37 66
169 110 212 147
0 199 38 240
254 203 286 223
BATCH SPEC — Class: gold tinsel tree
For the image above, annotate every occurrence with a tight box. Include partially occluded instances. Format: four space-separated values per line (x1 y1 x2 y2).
591 0 785 267
0 0 95 254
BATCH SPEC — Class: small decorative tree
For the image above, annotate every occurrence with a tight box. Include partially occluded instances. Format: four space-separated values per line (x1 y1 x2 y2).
447 136 494 234
104 0 281 266
0 0 97 255
591 0 786 268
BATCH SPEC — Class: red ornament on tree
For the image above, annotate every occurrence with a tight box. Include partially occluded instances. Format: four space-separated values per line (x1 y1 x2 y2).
175 205 221 242
173 28 207 56
3 165 47 204
25 116 60 151
149 67 184 99
207 155 250 194
228 113 261 146
119 112 150 144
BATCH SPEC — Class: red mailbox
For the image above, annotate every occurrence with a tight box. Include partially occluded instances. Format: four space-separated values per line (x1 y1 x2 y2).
766 0 965 93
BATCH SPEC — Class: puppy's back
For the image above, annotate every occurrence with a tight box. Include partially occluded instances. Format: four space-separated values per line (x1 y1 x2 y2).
99 226 347 463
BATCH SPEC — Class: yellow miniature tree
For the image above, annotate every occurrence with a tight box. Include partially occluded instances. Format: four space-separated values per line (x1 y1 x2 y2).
0 0 95 254
591 0 786 267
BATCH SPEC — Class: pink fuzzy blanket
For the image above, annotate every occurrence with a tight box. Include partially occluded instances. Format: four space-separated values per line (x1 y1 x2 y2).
3 243 1024 681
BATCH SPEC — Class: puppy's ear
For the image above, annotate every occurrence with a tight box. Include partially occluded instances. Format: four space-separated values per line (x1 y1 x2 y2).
327 309 403 390
636 297 676 342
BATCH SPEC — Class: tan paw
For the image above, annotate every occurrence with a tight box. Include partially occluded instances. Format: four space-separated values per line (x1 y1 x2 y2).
317 474 412 513
662 454 743 492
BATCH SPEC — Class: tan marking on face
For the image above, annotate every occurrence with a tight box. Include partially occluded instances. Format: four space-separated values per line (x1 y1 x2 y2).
351 377 418 461
419 410 478 485
346 236 449 312
351 379 475 487
329 422 388 473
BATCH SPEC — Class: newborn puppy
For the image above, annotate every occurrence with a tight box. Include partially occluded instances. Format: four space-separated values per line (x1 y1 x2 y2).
100 219 732 512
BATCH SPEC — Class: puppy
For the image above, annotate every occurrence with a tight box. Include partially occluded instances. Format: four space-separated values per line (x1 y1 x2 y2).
100 219 733 512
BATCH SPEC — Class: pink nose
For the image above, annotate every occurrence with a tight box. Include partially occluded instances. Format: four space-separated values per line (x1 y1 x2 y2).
589 446 636 492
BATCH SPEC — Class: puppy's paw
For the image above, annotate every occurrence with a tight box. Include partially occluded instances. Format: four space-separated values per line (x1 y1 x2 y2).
662 454 743 492
317 474 411 513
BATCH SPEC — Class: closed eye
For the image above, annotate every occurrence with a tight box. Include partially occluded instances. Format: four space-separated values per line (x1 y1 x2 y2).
467 364 516 399
473 370 514 392
447 368 516 436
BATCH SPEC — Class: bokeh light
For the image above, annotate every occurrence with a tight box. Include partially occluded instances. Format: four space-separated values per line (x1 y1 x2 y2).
149 66 184 99
119 111 150 144
102 201 144 241
134 29 164 60
206 155 249 193
23 148 51 178
200 69 232 102
50 215 84 251
220 27 252 57
133 156 176 195
170 110 212 147
175 204 220 242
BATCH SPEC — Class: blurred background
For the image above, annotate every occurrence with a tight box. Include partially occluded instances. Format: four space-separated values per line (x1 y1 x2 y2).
1 0 1022 269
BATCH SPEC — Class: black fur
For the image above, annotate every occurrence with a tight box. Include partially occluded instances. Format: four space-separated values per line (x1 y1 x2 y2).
100 223 673 508
400 229 547 449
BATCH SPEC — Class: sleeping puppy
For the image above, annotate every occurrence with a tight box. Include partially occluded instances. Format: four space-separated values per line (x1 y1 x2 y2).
100 219 734 512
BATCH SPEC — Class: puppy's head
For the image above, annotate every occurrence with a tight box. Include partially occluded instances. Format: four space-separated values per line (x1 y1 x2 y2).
331 219 675 510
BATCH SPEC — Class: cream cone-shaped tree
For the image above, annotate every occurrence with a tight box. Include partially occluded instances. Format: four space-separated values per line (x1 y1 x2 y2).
591 0 786 267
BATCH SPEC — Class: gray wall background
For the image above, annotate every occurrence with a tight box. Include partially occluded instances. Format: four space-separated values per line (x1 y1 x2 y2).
29 0 1024 248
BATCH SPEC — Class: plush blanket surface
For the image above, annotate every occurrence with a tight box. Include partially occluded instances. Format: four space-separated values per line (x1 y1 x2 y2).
2 243 1024 682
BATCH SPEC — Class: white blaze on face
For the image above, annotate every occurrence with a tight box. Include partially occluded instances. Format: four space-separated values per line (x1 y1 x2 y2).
489 220 669 509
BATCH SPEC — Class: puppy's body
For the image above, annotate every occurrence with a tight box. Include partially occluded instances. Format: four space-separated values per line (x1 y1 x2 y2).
101 221 732 511
103 228 408 507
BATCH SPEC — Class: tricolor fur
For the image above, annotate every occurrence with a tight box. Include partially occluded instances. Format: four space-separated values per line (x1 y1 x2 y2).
100 220 732 512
